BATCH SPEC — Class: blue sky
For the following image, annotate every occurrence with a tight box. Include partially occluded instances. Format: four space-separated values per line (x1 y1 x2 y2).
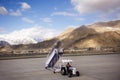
0 0 78 33
0 0 120 44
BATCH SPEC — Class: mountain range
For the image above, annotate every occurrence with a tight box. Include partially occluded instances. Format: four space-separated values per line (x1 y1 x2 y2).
0 20 120 53
47 20 120 49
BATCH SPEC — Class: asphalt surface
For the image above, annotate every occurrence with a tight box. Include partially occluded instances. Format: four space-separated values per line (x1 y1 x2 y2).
0 54 120 80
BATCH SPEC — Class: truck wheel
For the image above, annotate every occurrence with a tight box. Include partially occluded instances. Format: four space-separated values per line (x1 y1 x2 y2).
53 70 55 74
61 67 66 75
45 67 47 69
76 71 80 76
68 70 72 77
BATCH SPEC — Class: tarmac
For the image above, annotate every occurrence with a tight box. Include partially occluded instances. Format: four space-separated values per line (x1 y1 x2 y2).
0 54 120 80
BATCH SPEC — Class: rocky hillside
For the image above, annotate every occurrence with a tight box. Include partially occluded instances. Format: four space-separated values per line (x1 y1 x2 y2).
55 20 120 48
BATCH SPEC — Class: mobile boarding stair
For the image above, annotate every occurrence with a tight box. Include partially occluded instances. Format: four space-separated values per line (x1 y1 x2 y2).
45 41 63 69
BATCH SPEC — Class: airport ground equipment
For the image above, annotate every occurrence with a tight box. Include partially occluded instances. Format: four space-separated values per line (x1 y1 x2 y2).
45 41 80 77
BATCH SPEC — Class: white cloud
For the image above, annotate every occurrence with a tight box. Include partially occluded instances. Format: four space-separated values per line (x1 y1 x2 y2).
0 2 31 16
10 9 21 16
20 2 31 10
75 18 85 21
9 2 31 16
52 11 77 16
0 26 59 45
0 6 8 15
22 17 34 23
71 0 120 14
40 17 53 23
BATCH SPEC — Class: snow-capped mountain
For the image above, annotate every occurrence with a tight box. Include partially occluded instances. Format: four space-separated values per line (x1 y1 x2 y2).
0 27 58 45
